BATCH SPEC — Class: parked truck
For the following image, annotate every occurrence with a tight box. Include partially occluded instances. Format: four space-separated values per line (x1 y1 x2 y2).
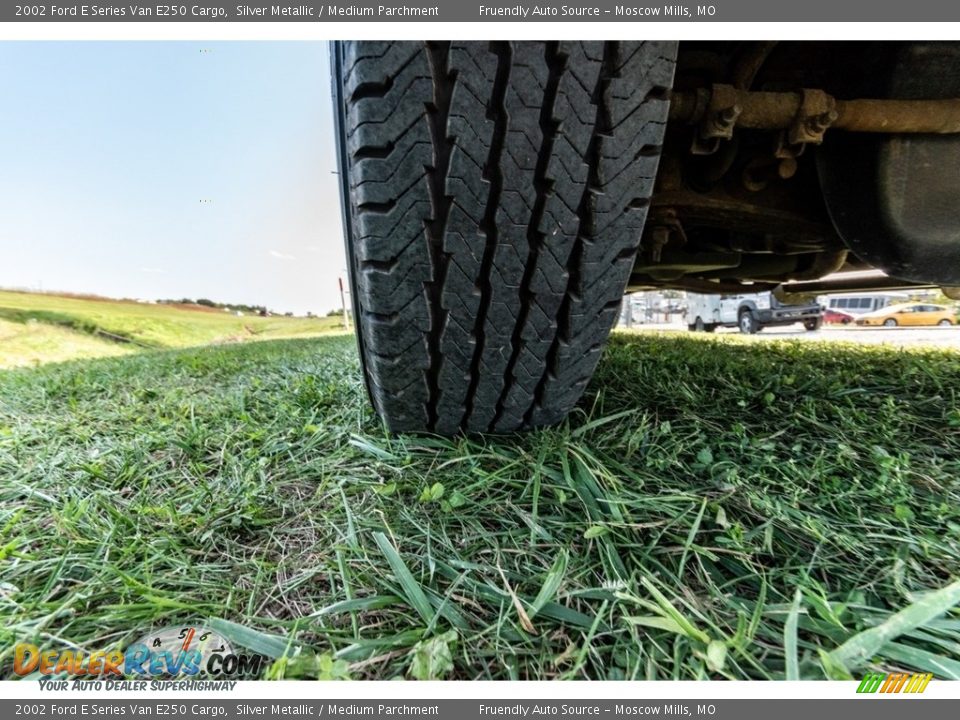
685 292 823 333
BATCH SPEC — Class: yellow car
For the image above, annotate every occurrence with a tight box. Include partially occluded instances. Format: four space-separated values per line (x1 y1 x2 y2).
855 303 957 327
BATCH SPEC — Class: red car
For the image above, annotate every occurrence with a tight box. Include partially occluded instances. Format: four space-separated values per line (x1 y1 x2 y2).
823 308 856 324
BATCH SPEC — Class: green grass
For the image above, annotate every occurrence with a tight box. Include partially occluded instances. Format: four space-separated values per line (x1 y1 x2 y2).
0 290 344 367
0 333 958 680
0 318 136 368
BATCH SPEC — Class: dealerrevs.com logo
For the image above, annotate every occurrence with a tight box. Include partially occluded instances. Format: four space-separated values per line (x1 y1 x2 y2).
15 625 269 679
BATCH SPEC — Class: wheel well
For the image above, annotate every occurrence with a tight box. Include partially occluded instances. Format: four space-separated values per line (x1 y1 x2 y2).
627 41 960 295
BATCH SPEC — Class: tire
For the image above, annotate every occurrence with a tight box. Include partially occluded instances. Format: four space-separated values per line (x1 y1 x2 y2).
738 311 759 334
938 318 953 326
333 41 677 433
693 317 705 332
883 318 898 327
803 317 823 331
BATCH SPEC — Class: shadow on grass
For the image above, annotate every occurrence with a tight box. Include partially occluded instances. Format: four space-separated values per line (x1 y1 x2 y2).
0 306 154 347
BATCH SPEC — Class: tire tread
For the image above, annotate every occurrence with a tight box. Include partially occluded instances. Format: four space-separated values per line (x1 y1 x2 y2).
338 40 676 432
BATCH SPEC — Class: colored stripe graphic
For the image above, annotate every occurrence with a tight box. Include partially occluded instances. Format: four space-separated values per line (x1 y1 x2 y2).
857 672 885 693
857 672 932 694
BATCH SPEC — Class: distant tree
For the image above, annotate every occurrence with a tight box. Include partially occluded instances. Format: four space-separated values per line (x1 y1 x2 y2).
156 298 196 305
918 290 958 306
155 297 277 314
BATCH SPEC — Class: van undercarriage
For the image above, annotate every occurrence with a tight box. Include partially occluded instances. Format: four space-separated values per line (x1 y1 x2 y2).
630 41 960 299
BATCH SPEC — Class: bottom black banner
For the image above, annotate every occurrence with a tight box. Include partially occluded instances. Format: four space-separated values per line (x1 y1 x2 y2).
2 699 955 720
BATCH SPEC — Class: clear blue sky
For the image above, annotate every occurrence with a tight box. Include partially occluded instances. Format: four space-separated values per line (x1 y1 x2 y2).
0 42 347 315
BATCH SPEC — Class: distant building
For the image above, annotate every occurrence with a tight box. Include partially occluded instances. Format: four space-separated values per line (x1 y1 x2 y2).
619 291 687 327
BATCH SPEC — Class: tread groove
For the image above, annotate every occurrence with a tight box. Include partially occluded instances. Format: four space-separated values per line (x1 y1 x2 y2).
491 41 565 431
423 41 458 431
463 41 511 432
525 41 615 427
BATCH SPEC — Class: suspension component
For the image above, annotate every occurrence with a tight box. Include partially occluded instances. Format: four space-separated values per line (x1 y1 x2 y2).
671 83 960 154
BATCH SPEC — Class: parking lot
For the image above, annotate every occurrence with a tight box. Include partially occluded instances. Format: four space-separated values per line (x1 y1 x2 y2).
735 324 960 348
630 323 960 349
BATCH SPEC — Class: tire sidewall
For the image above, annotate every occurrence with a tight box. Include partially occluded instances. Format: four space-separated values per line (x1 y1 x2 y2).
739 311 757 334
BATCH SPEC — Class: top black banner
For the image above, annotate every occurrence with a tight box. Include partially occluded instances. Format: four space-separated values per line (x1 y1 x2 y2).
3 0 957 22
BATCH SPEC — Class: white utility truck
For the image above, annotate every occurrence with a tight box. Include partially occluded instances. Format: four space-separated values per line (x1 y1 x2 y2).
686 292 823 334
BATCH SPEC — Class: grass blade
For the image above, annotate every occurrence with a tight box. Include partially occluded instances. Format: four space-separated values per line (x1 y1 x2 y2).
207 618 295 659
311 595 401 616
625 615 687 635
784 588 802 680
530 550 568 618
880 641 960 679
827 579 960 671
678 499 707 579
372 531 435 626
637 577 710 645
